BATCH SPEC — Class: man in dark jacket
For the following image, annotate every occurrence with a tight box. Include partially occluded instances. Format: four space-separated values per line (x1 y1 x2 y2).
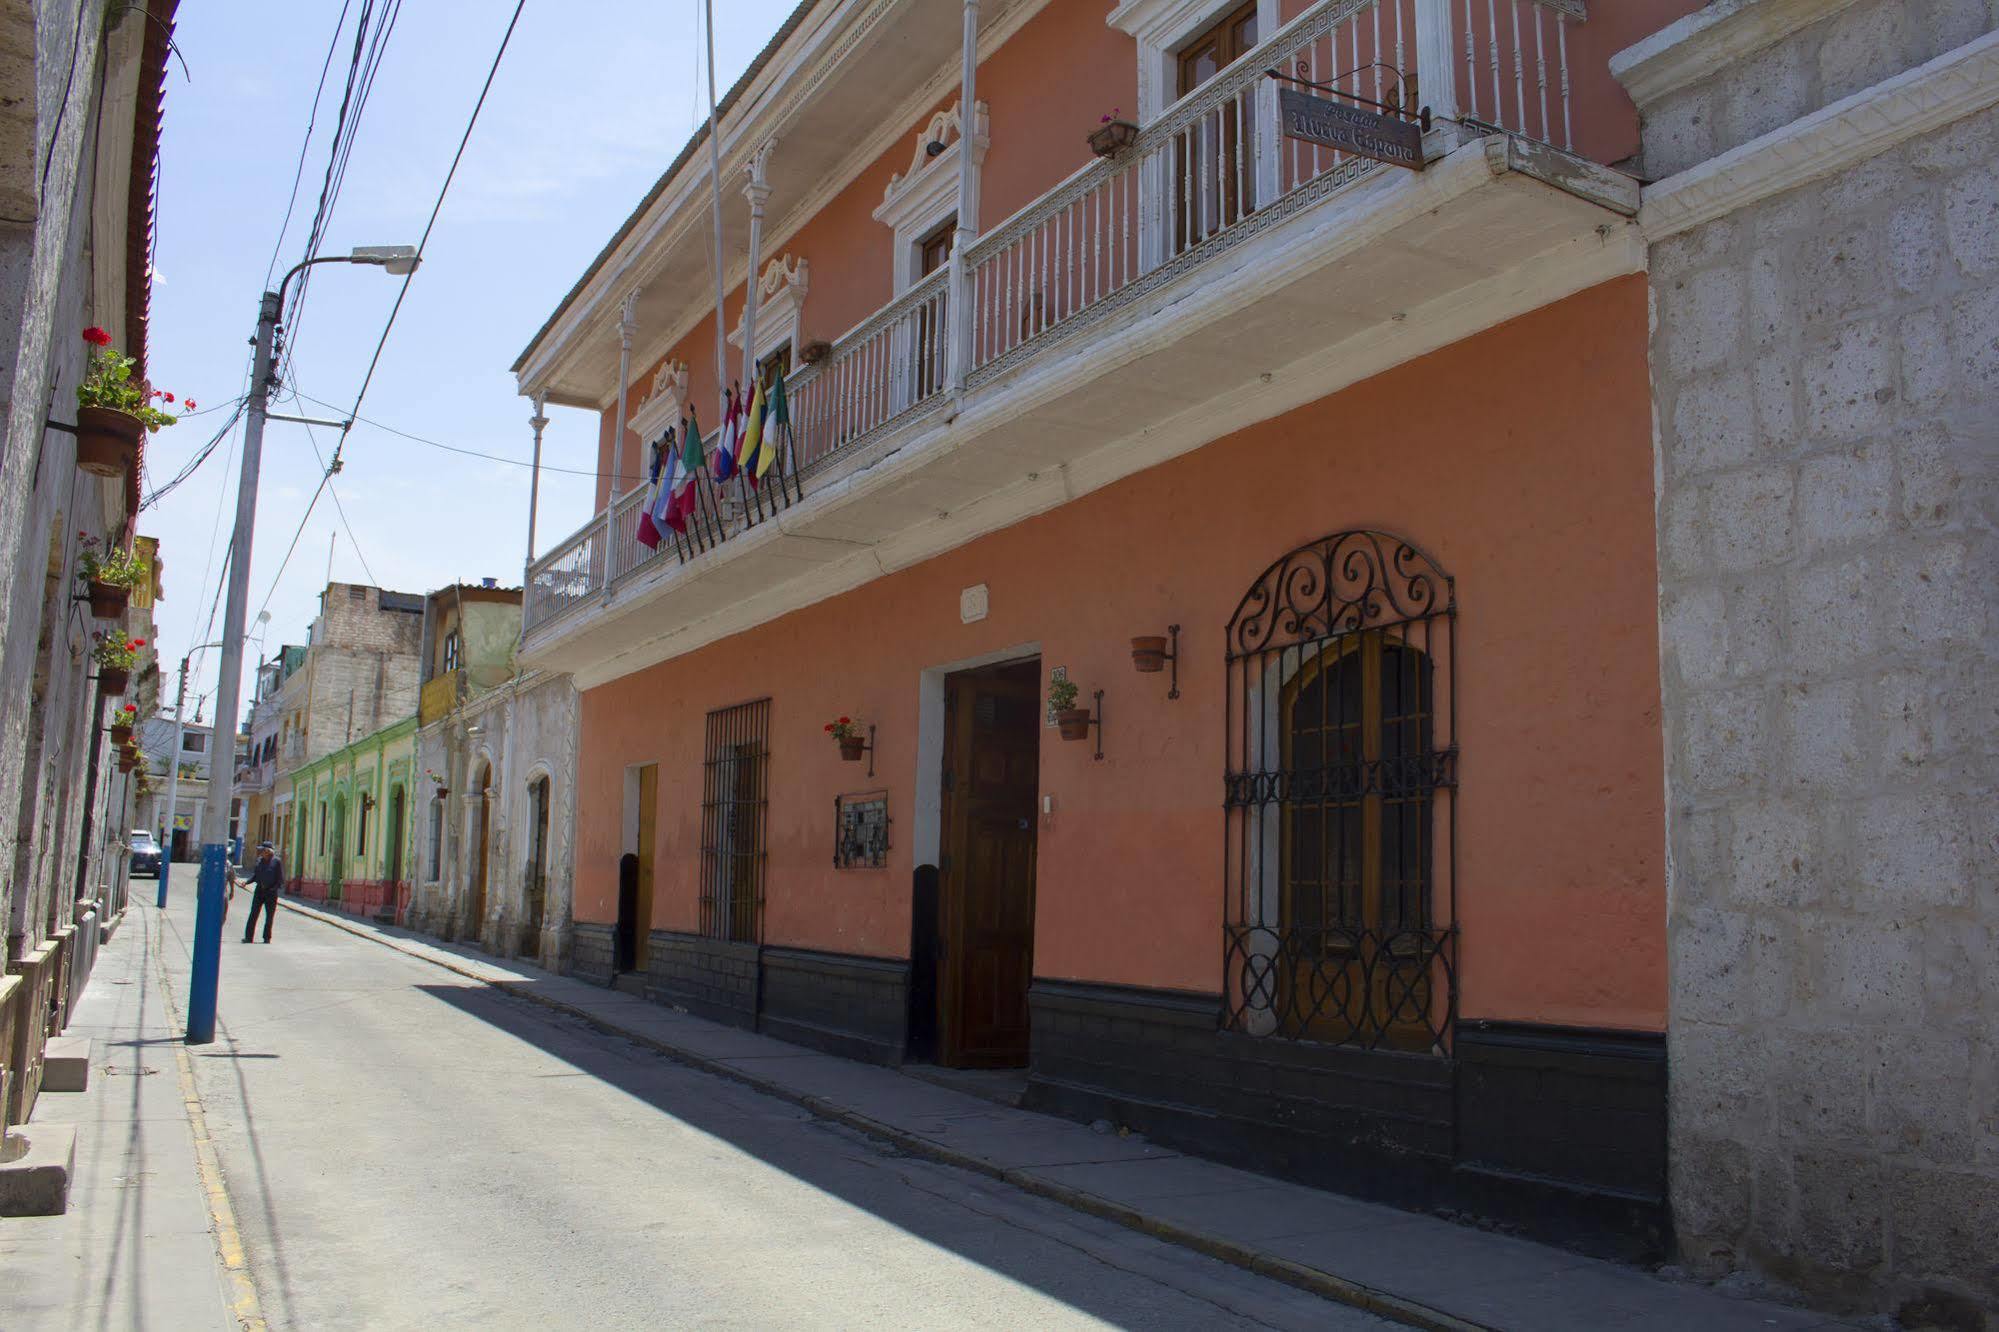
242 841 284 943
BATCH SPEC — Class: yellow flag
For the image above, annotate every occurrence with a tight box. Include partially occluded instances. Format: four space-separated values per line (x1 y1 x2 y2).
738 377 766 472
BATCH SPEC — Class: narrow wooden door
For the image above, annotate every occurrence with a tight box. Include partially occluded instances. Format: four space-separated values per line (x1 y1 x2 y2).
471 769 490 931
634 763 658 970
940 662 1040 1067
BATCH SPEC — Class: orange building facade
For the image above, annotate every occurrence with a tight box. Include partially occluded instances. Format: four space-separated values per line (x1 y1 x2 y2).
518 0 1704 1258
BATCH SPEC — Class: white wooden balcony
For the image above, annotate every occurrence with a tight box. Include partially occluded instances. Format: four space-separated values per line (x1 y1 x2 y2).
522 0 1637 684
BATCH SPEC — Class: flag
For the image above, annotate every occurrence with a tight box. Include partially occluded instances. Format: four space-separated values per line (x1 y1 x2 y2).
668 407 705 532
757 370 790 480
635 431 670 548
738 377 766 490
713 384 738 482
646 427 680 539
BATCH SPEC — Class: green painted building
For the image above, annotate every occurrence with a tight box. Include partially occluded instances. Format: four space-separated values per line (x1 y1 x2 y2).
287 715 418 921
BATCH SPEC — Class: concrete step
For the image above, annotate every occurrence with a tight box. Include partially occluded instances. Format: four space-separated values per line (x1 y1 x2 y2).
611 972 646 997
41 1036 90 1093
0 1123 74 1215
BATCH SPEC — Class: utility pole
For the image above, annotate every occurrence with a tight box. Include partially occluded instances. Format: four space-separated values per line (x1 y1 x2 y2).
185 244 416 1045
158 655 190 908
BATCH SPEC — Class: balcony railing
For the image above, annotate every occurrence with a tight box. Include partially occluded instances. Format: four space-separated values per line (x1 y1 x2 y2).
523 0 1585 636
418 670 465 727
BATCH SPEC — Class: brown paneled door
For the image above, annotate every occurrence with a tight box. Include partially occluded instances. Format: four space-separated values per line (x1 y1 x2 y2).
940 660 1041 1067
1175 1 1260 252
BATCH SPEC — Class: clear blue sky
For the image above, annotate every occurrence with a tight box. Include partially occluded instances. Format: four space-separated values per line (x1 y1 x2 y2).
144 0 795 724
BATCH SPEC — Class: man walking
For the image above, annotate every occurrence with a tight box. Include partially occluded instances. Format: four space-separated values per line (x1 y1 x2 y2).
242 841 284 943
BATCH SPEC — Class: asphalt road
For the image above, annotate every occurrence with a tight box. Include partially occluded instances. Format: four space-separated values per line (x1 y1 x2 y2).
156 893 1390 1331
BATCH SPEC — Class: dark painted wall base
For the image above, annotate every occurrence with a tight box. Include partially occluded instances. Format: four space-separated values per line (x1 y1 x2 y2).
569 921 615 985
760 947 909 1066
643 930 758 1029
1024 979 1668 1263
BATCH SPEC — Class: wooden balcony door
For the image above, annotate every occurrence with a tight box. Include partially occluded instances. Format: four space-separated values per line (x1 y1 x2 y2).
1174 2 1259 253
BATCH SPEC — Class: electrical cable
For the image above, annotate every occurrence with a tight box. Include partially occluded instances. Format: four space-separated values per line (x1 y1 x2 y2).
302 423 377 586
287 390 638 481
264 0 355 289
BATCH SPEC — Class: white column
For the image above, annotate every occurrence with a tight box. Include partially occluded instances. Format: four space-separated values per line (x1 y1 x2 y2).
946 0 980 391
524 392 547 574
739 140 775 391
1414 0 1459 136
601 292 637 597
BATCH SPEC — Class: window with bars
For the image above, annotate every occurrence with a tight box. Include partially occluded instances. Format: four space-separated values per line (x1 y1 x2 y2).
700 699 770 942
1223 530 1457 1053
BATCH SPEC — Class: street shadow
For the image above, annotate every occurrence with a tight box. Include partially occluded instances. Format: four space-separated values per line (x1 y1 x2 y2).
408 978 1187 1329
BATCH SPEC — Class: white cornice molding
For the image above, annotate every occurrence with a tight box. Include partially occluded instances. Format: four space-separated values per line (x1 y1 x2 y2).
1611 0 1864 109
628 359 688 442
727 255 809 361
520 0 1051 404
1641 28 1999 240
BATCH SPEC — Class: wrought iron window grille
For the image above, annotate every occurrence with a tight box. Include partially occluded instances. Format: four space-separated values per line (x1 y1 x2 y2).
1222 529 1457 1053
833 790 890 870
700 698 770 943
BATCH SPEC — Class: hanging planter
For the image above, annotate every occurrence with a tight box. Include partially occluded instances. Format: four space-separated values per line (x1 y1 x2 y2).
74 407 145 478
91 628 144 697
85 579 130 618
72 326 184 478
1089 110 1139 158
825 716 868 762
99 666 130 696
117 752 137 774
77 532 148 617
1056 707 1093 740
108 721 133 745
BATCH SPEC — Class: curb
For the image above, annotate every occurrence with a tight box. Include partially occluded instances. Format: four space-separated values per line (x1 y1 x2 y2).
278 899 1488 1332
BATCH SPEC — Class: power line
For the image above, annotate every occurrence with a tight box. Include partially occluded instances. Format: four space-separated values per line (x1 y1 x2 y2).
302 423 377 585
264 0 356 288
288 389 638 481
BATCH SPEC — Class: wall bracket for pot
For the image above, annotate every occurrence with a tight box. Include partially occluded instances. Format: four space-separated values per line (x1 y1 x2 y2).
1092 689 1104 761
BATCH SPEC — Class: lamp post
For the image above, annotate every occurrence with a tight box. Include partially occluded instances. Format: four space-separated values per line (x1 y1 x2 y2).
185 245 417 1045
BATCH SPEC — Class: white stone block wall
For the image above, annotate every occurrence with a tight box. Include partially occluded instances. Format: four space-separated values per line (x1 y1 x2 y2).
1652 95 1999 1321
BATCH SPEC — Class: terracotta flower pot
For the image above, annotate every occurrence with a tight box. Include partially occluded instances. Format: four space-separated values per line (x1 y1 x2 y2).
1088 119 1139 158
838 736 866 761
108 723 132 744
98 665 129 695
86 579 130 619
75 406 143 478
1057 707 1092 741
1130 635 1169 672
117 754 137 773
433 786 449 800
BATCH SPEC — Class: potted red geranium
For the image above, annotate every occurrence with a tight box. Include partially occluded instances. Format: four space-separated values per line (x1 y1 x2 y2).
91 629 145 695
76 530 150 618
74 327 182 477
825 716 866 761
108 702 138 745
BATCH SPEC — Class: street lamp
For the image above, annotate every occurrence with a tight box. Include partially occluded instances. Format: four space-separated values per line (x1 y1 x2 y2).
184 245 417 1045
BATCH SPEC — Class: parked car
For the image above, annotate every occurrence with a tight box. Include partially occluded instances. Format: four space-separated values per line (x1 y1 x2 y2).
129 829 161 878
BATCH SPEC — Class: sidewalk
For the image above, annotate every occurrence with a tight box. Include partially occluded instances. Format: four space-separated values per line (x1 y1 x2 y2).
0 902 241 1331
283 899 1851 1332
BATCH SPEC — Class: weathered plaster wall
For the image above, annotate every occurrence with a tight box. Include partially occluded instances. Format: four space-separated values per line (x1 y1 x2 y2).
1650 69 1999 1332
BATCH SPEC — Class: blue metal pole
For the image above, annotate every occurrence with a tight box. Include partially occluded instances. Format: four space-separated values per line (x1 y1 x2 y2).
185 843 226 1044
156 856 169 908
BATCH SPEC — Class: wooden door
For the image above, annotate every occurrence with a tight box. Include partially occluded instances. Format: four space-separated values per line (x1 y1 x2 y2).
1174 2 1260 252
939 661 1040 1067
634 763 658 970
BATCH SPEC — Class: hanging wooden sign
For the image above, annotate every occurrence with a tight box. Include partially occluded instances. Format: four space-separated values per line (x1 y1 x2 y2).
1278 88 1424 171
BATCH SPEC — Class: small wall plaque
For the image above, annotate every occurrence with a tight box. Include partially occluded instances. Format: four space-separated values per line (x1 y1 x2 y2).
960 584 989 624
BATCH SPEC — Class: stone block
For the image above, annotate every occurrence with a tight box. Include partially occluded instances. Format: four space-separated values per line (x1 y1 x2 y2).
1669 1020 1768 1137
1670 1131 1753 1251
1948 283 1999 396
1747 246 1791 351
1942 167 1999 278
1719 40 1810 150
1804 917 1925 1022
1786 554 1881 673
1803 319 1897 442
1671 369 1759 478
1908 105 1999 174
1708 465 1795 571
1896 421 1970 527
1899 311 1952 411
1821 152 1909 215
1886 541 1984 652
1663 586 1727 685
40 1035 87 1092
1767 1030 1879 1142
1730 797 1819 906
1818 2 1905 102
1790 1149 1888 1272
1887 201 1942 295
0 1124 74 1216
1797 221 1889 326
1661 267 1746 378
1798 446 1894 555
1886 1165 1999 1300
1751 186 1821 243
1723 576 1785 678
1874 667 1934 773
1857 793 1974 908
1870 1031 1979 1164
1681 683 1770 794
1751 357 1799 449
1642 88 1715 180
1659 484 1706 577
1674 905 1789 1023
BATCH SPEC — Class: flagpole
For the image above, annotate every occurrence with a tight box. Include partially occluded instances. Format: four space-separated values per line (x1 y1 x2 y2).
702 0 733 538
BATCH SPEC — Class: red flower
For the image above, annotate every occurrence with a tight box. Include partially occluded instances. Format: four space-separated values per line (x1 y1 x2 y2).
823 724 833 733
184 399 197 410
129 638 145 648
838 716 851 725
82 327 111 347
161 392 174 403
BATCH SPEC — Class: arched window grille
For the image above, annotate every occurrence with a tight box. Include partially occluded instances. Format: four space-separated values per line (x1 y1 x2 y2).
1223 530 1457 1052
